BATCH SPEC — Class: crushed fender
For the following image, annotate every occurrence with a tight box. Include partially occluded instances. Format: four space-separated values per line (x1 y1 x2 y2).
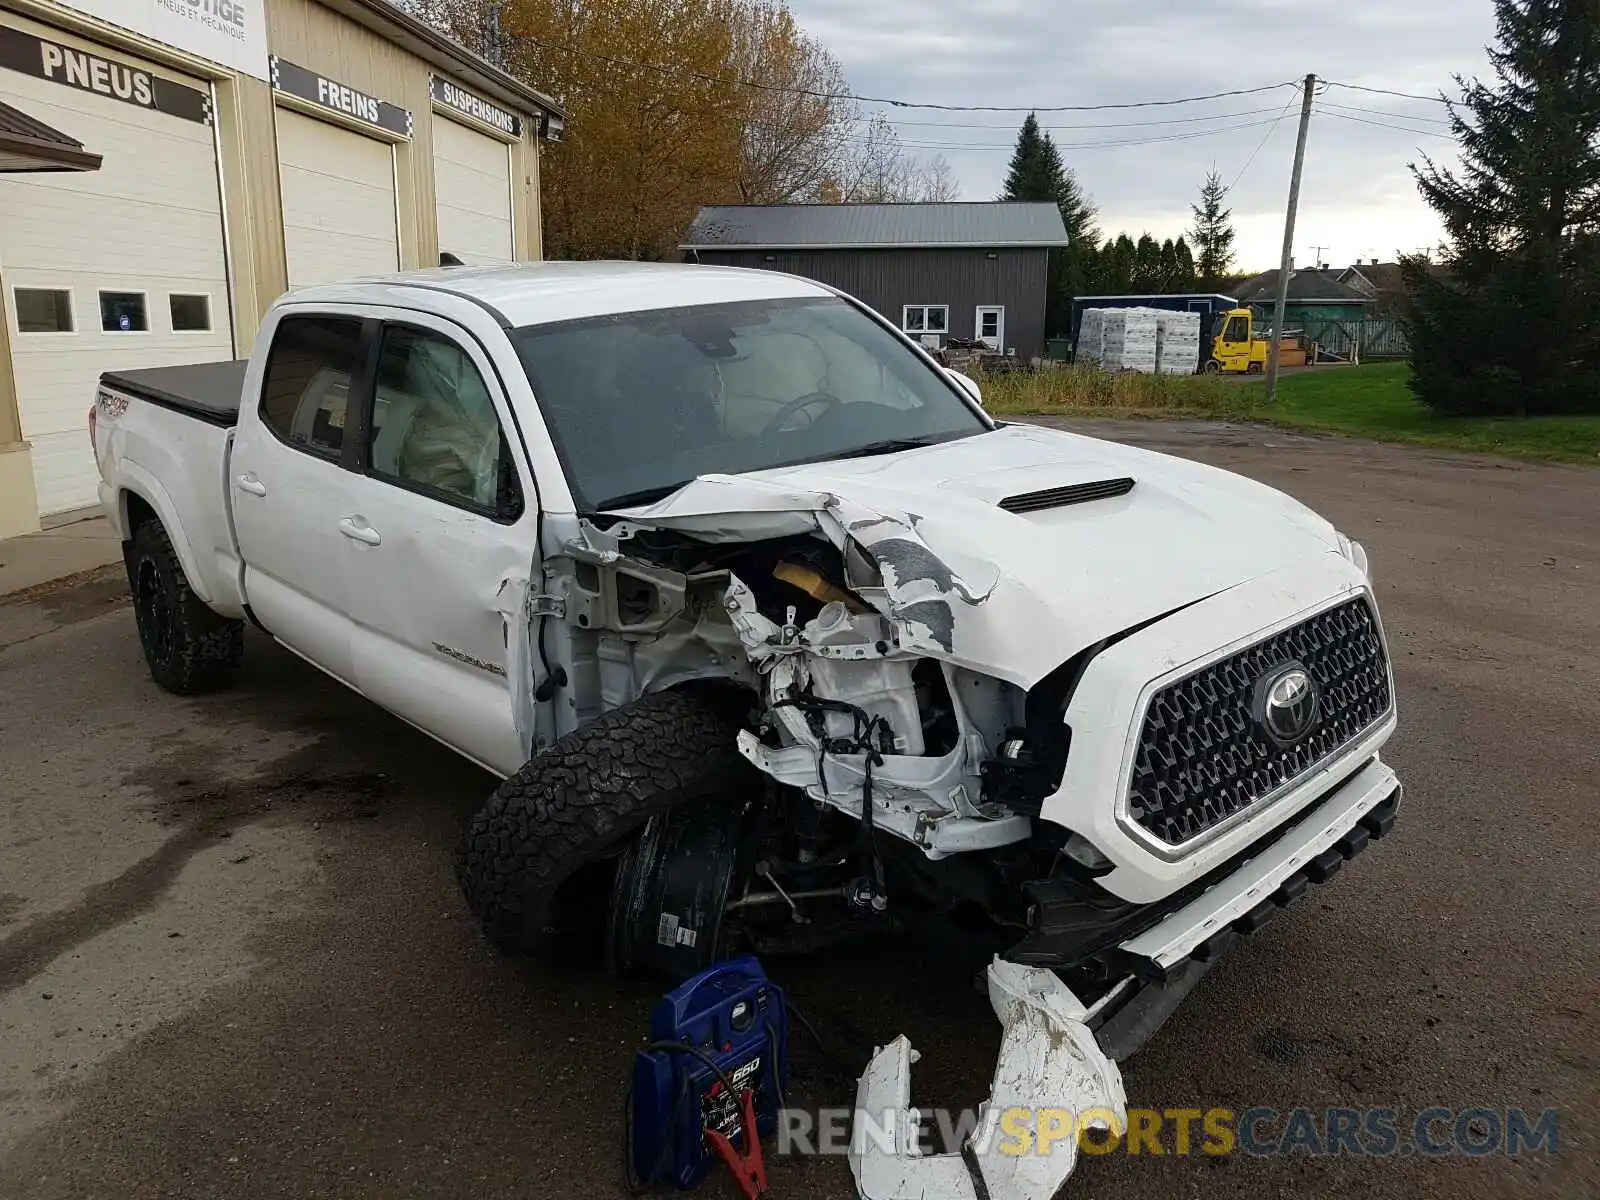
849 958 1126 1200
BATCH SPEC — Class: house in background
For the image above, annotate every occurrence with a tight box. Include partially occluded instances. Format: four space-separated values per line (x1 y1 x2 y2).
680 202 1069 361
1338 260 1419 316
1232 267 1374 330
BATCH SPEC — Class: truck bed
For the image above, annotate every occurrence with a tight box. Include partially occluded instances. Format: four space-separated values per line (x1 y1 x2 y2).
100 360 247 427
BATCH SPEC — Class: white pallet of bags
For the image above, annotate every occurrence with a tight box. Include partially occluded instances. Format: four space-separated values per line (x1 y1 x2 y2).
1099 308 1158 373
1154 310 1202 375
1077 308 1106 366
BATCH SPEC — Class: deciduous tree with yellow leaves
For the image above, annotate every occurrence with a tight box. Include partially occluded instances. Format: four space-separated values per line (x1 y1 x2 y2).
414 0 957 260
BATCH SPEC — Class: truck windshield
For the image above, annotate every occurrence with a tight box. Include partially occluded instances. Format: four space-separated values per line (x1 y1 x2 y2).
508 296 990 511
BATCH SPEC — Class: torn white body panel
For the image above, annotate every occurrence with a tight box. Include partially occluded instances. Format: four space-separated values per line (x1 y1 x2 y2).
850 958 1126 1200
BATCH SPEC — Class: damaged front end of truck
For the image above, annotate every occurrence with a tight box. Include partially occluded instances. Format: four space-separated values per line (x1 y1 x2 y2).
467 441 1400 1200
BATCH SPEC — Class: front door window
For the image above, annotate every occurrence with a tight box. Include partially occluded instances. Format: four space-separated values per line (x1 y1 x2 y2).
976 306 1004 351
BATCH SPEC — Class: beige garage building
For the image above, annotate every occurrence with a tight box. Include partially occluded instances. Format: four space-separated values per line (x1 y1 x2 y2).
0 0 563 535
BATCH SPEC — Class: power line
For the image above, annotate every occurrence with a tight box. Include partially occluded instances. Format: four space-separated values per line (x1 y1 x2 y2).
1228 94 1299 191
1318 110 1455 138
848 105 1287 132
519 32 1299 112
1323 80 1456 106
1319 100 1453 127
843 116 1288 154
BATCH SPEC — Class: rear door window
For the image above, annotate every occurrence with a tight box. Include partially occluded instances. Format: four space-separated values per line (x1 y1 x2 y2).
259 316 365 460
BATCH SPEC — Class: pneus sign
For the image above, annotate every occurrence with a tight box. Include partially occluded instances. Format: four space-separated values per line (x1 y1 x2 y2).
271 57 412 139
0 25 210 123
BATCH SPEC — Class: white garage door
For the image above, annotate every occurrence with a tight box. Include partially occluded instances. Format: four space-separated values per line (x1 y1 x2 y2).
0 43 232 516
432 116 513 265
277 108 399 288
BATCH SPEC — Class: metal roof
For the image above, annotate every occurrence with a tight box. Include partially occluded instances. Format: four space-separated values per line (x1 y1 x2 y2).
1234 269 1372 305
681 203 1070 250
0 99 101 172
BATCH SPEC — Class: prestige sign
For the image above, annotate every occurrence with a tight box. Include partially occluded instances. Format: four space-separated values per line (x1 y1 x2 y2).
51 0 269 80
271 57 412 139
0 24 210 124
430 75 521 139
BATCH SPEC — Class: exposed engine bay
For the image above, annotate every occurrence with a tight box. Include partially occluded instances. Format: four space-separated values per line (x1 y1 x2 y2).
540 485 1147 1003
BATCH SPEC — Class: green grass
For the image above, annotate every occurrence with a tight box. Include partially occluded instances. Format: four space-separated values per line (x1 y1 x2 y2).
982 361 1600 463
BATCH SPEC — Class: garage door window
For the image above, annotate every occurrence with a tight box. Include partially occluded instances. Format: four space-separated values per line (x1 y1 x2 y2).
170 294 212 332
260 316 365 461
14 288 74 333
368 325 520 519
99 292 148 333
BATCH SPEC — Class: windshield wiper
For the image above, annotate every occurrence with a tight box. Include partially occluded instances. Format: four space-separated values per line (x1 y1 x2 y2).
830 433 962 461
592 481 694 511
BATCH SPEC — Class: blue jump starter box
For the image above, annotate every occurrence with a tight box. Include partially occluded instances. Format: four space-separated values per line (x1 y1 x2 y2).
629 955 789 1190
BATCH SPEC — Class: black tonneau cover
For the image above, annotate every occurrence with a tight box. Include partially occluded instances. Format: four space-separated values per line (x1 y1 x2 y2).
100 360 247 428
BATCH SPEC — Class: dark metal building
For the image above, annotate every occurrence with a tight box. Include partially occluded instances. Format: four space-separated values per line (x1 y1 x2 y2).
680 203 1069 362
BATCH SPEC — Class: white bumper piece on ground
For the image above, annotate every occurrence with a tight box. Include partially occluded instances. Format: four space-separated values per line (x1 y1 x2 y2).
849 959 1126 1200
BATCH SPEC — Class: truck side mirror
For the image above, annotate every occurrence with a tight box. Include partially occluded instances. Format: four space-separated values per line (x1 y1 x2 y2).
945 368 983 408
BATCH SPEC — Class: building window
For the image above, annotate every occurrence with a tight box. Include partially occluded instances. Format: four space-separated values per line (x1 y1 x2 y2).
170 294 212 332
903 305 948 334
99 292 149 333
14 288 73 333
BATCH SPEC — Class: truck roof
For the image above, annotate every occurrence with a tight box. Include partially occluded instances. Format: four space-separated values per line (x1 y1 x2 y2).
281 261 835 329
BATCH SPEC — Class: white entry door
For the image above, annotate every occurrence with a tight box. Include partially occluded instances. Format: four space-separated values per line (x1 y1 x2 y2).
976 306 1005 352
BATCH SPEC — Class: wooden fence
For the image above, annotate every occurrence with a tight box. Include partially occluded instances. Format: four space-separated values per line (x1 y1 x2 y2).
1297 317 1410 362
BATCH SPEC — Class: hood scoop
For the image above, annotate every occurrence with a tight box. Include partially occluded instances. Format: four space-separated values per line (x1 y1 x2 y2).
998 477 1136 514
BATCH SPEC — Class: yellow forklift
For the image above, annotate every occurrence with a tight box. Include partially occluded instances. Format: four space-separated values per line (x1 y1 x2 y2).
1201 308 1271 374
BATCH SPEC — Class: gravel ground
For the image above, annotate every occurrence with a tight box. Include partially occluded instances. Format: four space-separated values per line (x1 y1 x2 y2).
0 420 1594 1200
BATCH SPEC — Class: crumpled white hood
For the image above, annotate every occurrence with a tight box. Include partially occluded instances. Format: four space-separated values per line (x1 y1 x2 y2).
610 423 1343 688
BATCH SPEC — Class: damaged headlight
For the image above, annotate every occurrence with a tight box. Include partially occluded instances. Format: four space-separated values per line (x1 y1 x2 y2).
1336 531 1371 582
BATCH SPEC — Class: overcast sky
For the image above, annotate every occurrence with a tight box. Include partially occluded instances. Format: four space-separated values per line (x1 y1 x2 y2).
786 0 1500 271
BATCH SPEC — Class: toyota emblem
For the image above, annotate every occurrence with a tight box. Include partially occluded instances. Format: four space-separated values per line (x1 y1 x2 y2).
1254 662 1320 747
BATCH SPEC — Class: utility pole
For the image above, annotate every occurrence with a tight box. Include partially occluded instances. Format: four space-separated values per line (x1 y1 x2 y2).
1265 74 1317 402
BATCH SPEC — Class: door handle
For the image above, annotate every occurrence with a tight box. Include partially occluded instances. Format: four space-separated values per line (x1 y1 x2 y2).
235 473 267 497
338 516 382 546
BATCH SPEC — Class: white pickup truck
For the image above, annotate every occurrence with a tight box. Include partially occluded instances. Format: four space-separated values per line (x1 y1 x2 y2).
93 262 1399 1189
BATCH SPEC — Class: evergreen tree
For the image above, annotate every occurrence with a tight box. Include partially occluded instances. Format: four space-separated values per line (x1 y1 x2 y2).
1001 113 1099 332
1405 0 1600 414
1189 169 1237 287
1102 234 1137 292
1158 238 1182 290
1174 236 1198 290
1132 234 1163 290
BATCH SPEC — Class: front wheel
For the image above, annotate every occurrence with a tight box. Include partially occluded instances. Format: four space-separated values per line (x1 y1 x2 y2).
456 687 758 958
1201 359 1223 375
128 519 243 695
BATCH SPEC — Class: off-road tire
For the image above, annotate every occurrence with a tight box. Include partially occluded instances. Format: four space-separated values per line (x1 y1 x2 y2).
457 687 757 957
128 519 244 695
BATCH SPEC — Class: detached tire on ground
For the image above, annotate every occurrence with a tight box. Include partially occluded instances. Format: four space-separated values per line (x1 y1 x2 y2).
128 519 244 695
457 687 758 958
